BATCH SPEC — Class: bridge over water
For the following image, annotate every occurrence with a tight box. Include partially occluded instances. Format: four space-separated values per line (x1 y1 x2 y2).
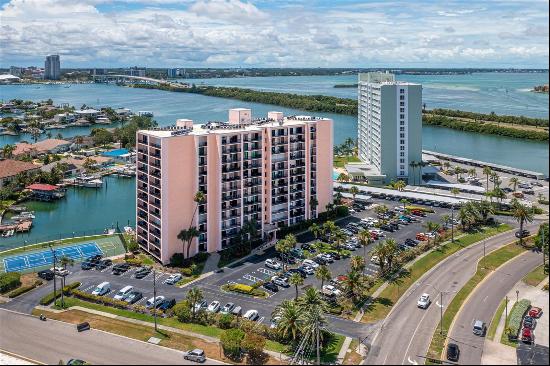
93 74 190 89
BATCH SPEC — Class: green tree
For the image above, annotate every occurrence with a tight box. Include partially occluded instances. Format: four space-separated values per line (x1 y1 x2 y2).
314 265 332 289
511 199 534 246
272 300 304 342
483 166 492 193
350 185 360 202
357 229 373 274
185 287 204 321
220 328 245 360
1 144 15 159
289 273 304 300
509 177 520 192
173 300 192 323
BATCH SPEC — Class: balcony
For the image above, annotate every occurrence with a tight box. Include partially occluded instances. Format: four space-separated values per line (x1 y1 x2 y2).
138 155 148 164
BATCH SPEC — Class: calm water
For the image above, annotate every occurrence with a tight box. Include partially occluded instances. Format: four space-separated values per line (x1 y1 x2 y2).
0 76 548 250
0 176 136 251
183 72 549 118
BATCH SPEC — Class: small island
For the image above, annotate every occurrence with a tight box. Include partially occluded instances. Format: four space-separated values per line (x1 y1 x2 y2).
532 85 549 94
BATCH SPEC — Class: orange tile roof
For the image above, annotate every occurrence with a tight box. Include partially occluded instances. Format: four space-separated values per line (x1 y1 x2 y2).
0 159 40 179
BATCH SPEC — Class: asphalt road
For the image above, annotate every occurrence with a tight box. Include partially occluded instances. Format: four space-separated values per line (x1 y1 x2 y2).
0 309 224 365
365 222 540 365
447 250 542 365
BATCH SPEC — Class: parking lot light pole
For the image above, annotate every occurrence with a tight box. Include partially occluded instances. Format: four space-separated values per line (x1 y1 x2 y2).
153 268 157 332
48 244 57 307
440 292 443 335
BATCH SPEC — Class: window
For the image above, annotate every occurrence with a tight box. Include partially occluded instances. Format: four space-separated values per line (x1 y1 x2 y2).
400 146 405 151
400 171 405 176
400 152 405 157
400 121 405 126
400 89 405 94
400 158 405 163
400 108 405 113
400 140 405 145
400 102 405 106
400 95 405 100
400 127 405 132
400 114 405 119
400 133 405 138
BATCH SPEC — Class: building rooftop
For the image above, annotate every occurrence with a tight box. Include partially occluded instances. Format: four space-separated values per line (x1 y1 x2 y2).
26 183 59 191
0 159 40 179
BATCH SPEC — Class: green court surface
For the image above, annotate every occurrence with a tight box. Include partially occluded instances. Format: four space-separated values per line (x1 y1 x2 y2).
0 234 126 274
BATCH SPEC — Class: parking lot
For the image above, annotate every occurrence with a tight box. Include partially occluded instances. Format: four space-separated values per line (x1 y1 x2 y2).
19 199 473 339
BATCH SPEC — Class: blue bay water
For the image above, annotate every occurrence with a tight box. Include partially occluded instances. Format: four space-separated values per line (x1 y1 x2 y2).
0 74 548 250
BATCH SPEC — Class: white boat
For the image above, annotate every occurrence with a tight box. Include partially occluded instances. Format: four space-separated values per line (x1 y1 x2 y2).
82 178 103 188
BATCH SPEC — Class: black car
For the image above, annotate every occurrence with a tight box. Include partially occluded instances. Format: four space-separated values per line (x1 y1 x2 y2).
263 282 279 292
95 259 112 270
380 225 394 232
405 238 419 247
112 263 130 275
277 254 296 264
123 291 143 304
329 252 341 260
515 230 530 238
446 343 460 362
37 269 54 281
134 266 152 279
523 316 536 329
86 255 102 265
398 244 409 252
81 261 94 270
288 268 307 278
313 257 327 265
156 298 176 311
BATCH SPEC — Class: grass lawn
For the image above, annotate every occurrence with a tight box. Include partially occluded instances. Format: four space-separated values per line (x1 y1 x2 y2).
500 301 525 347
426 242 526 361
487 299 506 341
362 225 511 323
334 155 360 168
522 265 547 287
343 339 364 365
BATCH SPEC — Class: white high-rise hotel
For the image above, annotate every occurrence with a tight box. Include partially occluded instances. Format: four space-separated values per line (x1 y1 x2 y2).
357 72 422 184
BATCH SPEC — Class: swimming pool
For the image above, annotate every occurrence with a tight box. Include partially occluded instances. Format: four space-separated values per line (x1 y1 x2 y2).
102 148 130 157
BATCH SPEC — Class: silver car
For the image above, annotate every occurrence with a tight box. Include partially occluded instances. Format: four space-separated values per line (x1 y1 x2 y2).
183 349 206 363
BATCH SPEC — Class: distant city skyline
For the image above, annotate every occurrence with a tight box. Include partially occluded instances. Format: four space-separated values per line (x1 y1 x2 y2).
0 0 549 69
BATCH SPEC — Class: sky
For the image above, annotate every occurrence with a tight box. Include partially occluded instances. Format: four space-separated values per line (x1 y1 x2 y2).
0 0 548 68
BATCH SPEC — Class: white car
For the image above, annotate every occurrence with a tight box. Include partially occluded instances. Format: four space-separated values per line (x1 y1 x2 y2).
92 281 110 296
319 253 334 262
271 276 289 287
51 266 69 276
146 295 165 309
322 285 342 297
113 285 133 300
270 316 281 329
301 265 315 275
417 293 431 309
207 301 221 313
302 259 319 268
164 273 183 285
370 255 380 263
194 300 208 313
243 309 259 321
265 259 282 270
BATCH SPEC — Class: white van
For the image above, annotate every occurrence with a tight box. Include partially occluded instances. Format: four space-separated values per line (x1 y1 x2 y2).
92 281 111 296
114 285 133 300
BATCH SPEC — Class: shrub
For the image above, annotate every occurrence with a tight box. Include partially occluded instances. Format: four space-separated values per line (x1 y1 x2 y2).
507 299 531 339
170 252 209 268
218 313 234 329
224 283 268 297
7 280 42 298
220 328 245 360
39 282 81 305
71 290 128 309
242 333 267 364
125 258 143 267
0 272 21 293
180 267 194 276
405 205 435 213
173 300 192 323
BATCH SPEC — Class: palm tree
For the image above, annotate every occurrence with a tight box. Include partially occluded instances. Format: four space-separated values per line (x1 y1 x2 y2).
177 226 200 260
315 265 332 289
322 221 338 243
490 171 500 190
357 229 373 274
337 172 350 183
423 221 438 245
350 185 360 202
299 287 328 311
350 255 366 273
468 168 477 178
492 187 507 209
275 238 293 270
309 196 318 217
272 300 304 342
58 255 74 307
289 273 304 300
509 177 520 192
511 200 534 246
1 144 15 159
418 161 427 184
342 269 366 301
374 204 389 217
449 188 460 242
371 242 388 274
383 239 398 272
333 229 347 256
186 287 204 320
310 223 321 241
394 180 406 192
483 166 492 193
284 233 297 249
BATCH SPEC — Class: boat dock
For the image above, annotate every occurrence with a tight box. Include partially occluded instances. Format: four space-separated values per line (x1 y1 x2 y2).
0 220 32 235
423 150 547 180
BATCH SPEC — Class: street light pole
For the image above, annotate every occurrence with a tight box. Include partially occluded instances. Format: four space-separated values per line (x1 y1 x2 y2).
451 204 455 243
49 244 57 307
516 290 519 304
440 292 444 335
153 268 157 332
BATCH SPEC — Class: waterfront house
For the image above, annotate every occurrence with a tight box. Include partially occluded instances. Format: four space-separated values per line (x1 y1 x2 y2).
0 159 41 188
54 112 77 124
40 161 80 177
25 183 65 201
13 139 72 157
75 108 100 120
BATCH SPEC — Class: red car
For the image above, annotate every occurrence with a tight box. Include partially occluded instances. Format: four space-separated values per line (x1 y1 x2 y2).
416 233 428 241
521 328 534 344
412 210 426 217
370 232 379 240
528 307 543 318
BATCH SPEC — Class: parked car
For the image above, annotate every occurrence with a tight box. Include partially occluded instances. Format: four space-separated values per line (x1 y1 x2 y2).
446 343 460 362
146 296 165 309
92 282 111 296
288 268 307 278
521 327 534 344
523 316 536 329
405 238 419 247
51 266 69 277
472 320 486 336
300 265 315 275
134 266 152 279
95 259 112 270
157 298 176 311
265 259 282 270
271 276 290 287
220 303 235 314
302 259 319 268
183 349 206 363
114 285 134 300
112 263 130 275
243 309 259 321
122 290 143 304
231 306 243 316
416 233 428 241
81 261 94 270
319 253 334 263
193 300 208 313
164 273 182 285
37 269 54 281
528 307 543 318
313 256 327 265
270 316 281 329
417 293 431 309
207 301 221 313
322 285 342 297
515 230 530 238
263 282 279 292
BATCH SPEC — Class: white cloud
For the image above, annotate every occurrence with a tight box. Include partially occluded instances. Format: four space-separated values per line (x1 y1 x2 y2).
0 0 548 68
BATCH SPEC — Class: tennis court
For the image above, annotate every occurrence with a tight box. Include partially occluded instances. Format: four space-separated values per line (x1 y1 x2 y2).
3 242 103 273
